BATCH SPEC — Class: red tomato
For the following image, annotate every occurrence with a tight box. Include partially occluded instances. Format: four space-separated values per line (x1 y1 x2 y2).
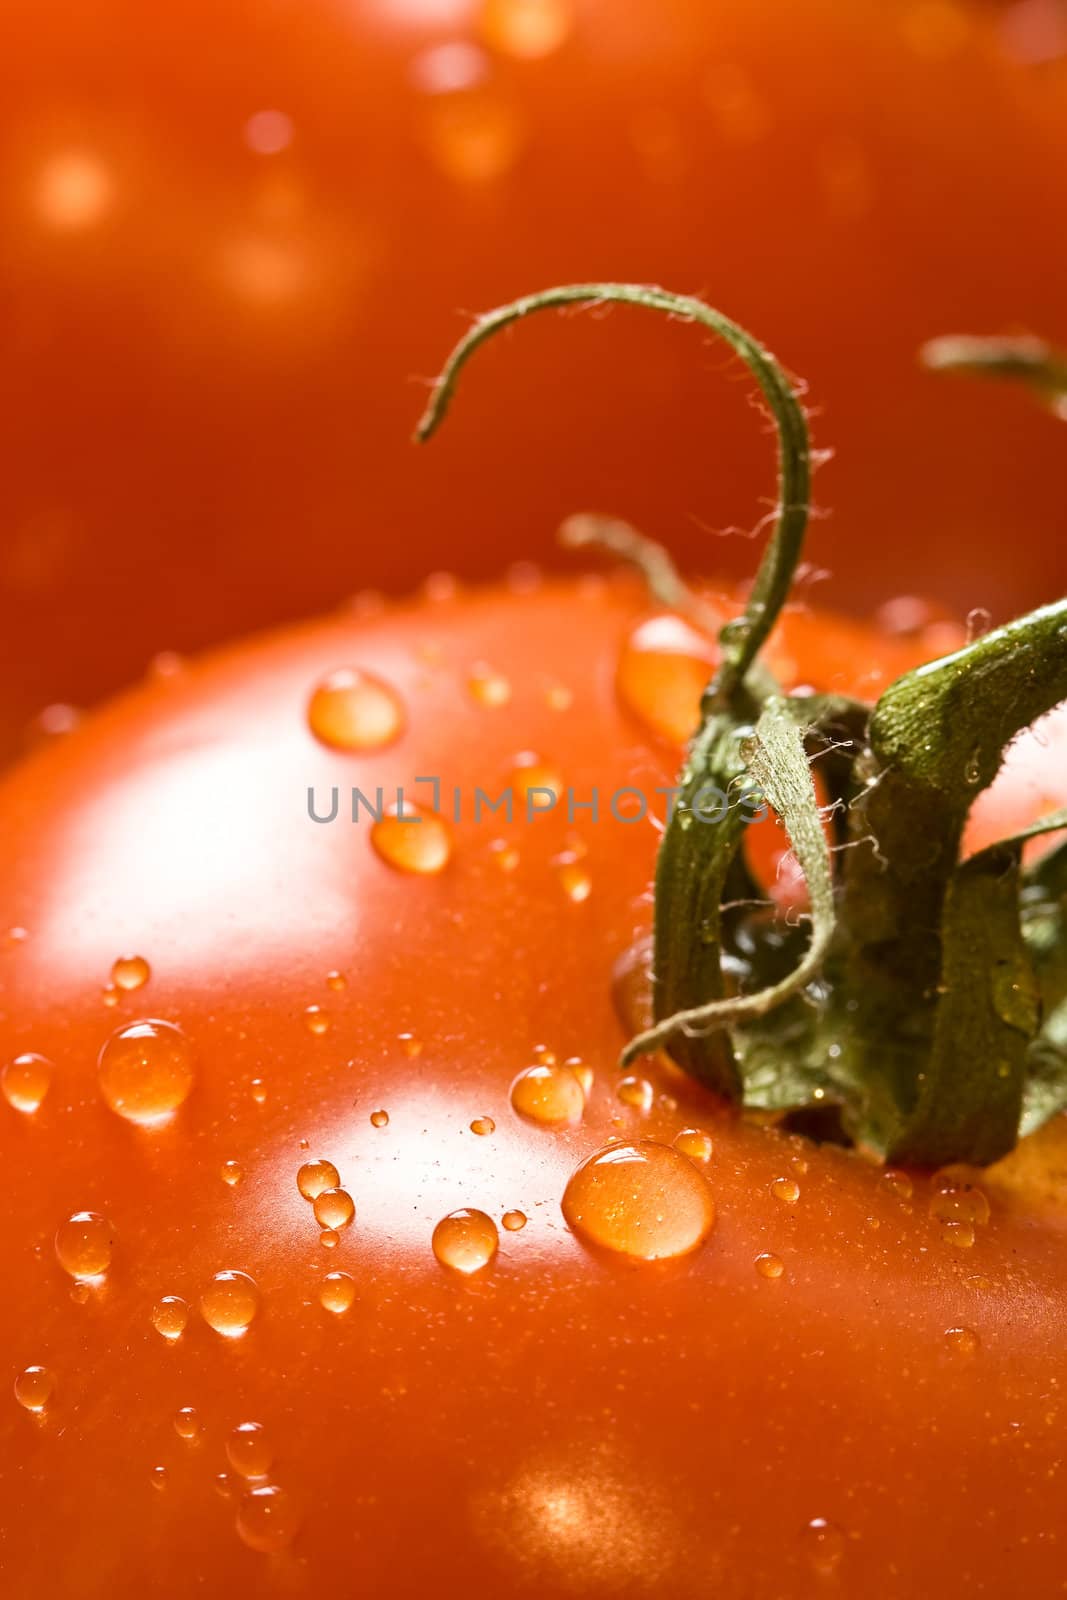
1 576 1065 1596
1 0 1066 756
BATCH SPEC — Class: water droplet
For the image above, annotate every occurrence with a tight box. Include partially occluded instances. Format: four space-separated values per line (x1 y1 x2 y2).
2 1052 53 1113
771 1177 800 1206
432 1209 499 1274
558 862 592 903
70 1282 90 1305
371 804 452 874
489 838 520 873
55 1211 114 1281
564 1057 594 1095
673 1128 713 1163
616 616 717 745
320 1272 356 1314
220 1160 243 1187
199 1271 261 1338
319 1229 339 1249
307 668 405 752
304 1005 330 1036
611 938 653 1035
250 1078 267 1105
151 1295 189 1341
940 1222 976 1250
236 1483 300 1554
502 1210 527 1232
882 1169 913 1200
370 1109 389 1129
312 1188 354 1231
482 0 573 59
561 1141 716 1261
468 663 511 707
325 969 346 992
511 754 563 811
174 1407 202 1442
215 1473 234 1499
97 1018 195 1126
470 1116 495 1136
296 1158 339 1201
945 1325 980 1357
101 984 120 1008
14 1365 55 1412
545 681 573 711
800 1516 845 1576
755 1252 784 1280
398 1033 422 1059
929 1176 990 1227
510 1062 585 1127
616 1075 653 1112
533 1043 556 1063
150 1466 168 1491
227 1421 273 1479
111 954 150 991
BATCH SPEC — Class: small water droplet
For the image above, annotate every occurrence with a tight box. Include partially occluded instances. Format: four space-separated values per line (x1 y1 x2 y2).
313 1188 354 1231
215 1473 233 1498
940 1221 976 1250
2 1052 53 1114
250 1078 267 1105
325 970 346 992
511 754 563 811
558 862 592 903
488 838 520 872
370 1109 389 1129
432 1209 499 1274
151 1295 189 1341
616 1075 653 1112
174 1407 202 1442
673 1128 713 1163
97 1018 195 1125
199 1271 261 1338
320 1271 356 1314
70 1282 90 1305
510 1062 585 1126
304 1005 330 1036
398 1032 422 1058
545 681 573 711
882 1169 913 1200
562 1141 716 1261
101 984 120 1008
564 1057 594 1095
14 1365 55 1412
220 1160 243 1187
150 1466 168 1491
929 1176 990 1227
966 606 993 643
944 1325 980 1357
755 1252 784 1280
470 1116 495 1136
307 667 405 752
800 1516 845 1576
371 804 452 874
319 1229 339 1249
533 1043 557 1064
771 1177 800 1206
502 1210 527 1232
468 663 511 707
296 1158 339 1201
236 1483 300 1554
227 1421 273 1479
482 0 574 59
55 1211 114 1281
111 954 150 991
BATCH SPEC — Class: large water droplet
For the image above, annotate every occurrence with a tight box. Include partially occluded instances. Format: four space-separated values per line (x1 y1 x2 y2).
510 1062 585 1127
561 1141 715 1261
220 1160 243 1187
307 668 405 751
236 1483 300 1554
320 1272 356 1315
771 1177 800 1206
432 1209 499 1274
97 1018 195 1125
754 1252 784 1280
14 1365 55 1412
616 616 717 745
227 1421 273 1479
2 1052 53 1114
55 1211 114 1281
111 954 150 991
371 805 452 874
296 1158 339 1201
199 1271 261 1338
151 1295 189 1341
313 1188 354 1231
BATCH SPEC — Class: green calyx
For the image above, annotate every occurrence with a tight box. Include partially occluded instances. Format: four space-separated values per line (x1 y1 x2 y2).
418 283 1067 1168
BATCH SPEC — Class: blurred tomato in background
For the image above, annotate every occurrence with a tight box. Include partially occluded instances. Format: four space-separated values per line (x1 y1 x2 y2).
1 0 1065 759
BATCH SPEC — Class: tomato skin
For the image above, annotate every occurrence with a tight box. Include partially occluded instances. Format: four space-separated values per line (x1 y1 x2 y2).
2 0 1067 758
0 577 1065 1598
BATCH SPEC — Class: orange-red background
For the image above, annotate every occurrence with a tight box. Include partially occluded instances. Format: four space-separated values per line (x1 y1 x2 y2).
1 0 1065 758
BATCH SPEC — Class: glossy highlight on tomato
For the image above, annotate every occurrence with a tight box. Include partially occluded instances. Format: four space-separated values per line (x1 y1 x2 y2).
1 573 1066 1596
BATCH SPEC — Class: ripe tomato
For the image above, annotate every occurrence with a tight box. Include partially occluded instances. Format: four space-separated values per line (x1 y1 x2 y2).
2 0 1066 757
1 575 1064 1597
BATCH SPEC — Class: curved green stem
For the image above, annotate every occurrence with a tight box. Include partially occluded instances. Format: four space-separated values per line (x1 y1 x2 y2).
416 284 812 700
